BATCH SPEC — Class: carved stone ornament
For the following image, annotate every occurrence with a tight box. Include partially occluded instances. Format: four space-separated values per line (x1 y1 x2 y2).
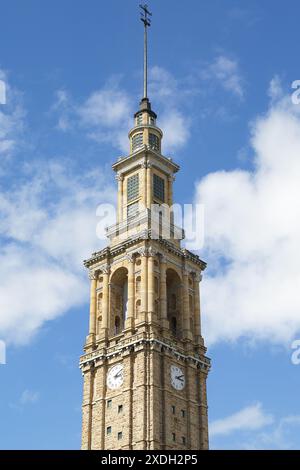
137 247 148 257
88 271 98 281
140 160 148 169
115 172 124 182
148 247 157 257
99 264 110 275
125 252 135 263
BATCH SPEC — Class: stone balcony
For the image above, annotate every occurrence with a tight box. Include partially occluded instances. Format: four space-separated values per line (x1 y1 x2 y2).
106 208 185 245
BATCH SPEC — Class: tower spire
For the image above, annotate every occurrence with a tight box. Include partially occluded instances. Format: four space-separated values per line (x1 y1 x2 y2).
140 4 152 99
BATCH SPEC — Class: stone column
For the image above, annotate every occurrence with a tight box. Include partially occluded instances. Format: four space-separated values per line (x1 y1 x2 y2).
116 173 124 223
101 265 109 339
168 175 174 227
168 175 174 207
86 271 97 345
139 248 148 324
125 254 135 330
160 255 169 329
141 161 147 210
146 162 152 209
182 269 192 340
193 272 202 344
81 364 94 449
147 248 156 323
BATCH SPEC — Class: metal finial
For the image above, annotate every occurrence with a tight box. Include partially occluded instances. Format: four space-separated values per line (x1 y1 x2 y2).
139 4 152 99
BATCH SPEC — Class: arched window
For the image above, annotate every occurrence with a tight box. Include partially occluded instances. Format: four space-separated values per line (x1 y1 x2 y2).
132 132 143 151
166 269 182 338
154 277 159 293
109 267 128 337
97 293 103 313
190 316 194 335
189 294 193 311
171 317 177 336
136 299 141 316
136 276 141 294
114 316 121 335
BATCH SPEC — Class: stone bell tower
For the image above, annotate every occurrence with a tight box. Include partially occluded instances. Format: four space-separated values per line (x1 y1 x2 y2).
80 5 210 451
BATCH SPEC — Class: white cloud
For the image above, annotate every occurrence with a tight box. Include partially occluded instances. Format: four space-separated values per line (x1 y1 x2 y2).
52 89 72 131
149 66 179 100
160 110 190 153
210 403 273 437
0 70 25 156
268 75 283 101
77 71 191 154
20 389 40 405
77 81 132 153
148 66 192 152
203 55 244 98
0 161 116 345
197 80 300 346
79 87 130 128
54 70 192 155
211 404 300 449
52 84 132 150
245 415 300 450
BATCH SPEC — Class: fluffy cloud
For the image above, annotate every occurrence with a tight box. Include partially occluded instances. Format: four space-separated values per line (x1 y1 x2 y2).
210 403 300 449
51 81 132 153
197 82 300 345
54 70 192 155
244 415 300 450
20 390 40 406
210 403 273 437
0 162 116 345
77 81 132 152
159 110 190 153
0 70 25 156
149 66 192 152
202 55 244 99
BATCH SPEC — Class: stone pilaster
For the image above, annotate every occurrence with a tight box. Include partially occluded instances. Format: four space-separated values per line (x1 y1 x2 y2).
146 162 152 208
138 248 148 324
159 255 169 330
86 271 97 347
182 269 192 340
125 254 135 330
116 173 124 223
147 248 156 323
193 272 203 345
101 265 110 340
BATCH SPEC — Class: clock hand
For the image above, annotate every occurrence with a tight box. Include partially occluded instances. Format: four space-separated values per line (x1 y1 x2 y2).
175 375 184 381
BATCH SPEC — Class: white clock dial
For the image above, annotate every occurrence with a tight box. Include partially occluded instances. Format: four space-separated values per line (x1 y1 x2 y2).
170 365 185 390
107 364 124 390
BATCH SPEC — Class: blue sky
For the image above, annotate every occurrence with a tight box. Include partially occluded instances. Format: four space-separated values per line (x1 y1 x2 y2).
1 0 300 449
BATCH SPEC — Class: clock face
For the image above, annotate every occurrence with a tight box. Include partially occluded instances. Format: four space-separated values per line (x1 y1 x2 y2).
170 365 185 390
107 364 124 390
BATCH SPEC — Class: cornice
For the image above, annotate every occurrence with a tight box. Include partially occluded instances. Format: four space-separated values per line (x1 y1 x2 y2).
79 336 211 373
84 237 206 271
112 147 180 174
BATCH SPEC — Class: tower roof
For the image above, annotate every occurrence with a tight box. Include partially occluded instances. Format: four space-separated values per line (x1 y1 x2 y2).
134 97 157 119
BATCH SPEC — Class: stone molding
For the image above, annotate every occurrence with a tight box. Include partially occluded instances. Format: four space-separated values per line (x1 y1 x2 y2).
80 336 211 372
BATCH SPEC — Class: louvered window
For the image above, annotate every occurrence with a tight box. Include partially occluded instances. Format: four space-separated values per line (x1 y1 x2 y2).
127 202 139 219
127 174 139 202
136 113 143 126
153 174 165 202
132 133 143 151
149 133 159 151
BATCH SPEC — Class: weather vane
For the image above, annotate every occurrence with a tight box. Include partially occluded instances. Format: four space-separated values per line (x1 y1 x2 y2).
139 4 152 99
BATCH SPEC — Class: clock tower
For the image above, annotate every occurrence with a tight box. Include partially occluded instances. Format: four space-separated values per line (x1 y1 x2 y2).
80 5 210 451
